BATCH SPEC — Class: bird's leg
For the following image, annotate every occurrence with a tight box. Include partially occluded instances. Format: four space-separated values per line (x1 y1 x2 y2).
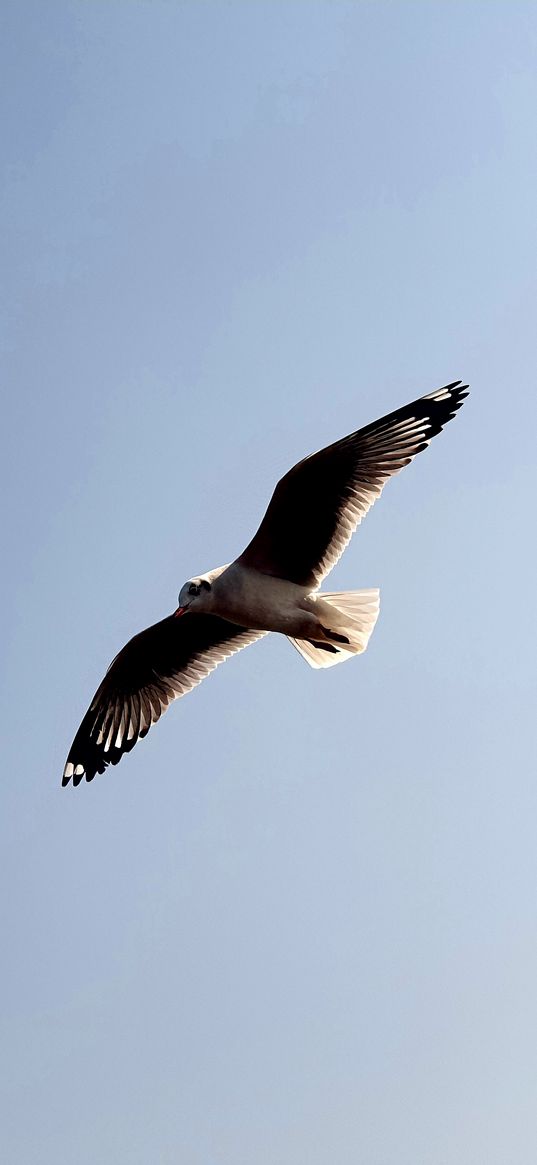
319 626 350 644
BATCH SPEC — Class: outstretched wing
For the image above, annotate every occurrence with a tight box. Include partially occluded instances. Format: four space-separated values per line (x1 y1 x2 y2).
238 381 468 587
62 613 265 786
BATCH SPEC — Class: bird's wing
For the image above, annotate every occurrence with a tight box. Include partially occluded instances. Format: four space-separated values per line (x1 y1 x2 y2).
62 614 266 785
237 381 468 587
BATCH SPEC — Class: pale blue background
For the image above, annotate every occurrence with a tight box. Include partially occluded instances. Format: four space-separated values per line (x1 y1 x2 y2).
1 3 536 1162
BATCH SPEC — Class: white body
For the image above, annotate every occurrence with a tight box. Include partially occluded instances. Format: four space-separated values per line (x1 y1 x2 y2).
207 563 321 636
183 562 380 668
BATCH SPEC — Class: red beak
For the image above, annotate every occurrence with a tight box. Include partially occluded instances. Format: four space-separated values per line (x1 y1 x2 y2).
174 605 187 618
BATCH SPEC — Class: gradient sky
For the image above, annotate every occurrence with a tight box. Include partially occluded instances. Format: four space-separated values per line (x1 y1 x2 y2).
2 3 537 1162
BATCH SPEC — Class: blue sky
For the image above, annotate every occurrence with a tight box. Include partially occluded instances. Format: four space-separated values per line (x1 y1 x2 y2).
1 2 536 1162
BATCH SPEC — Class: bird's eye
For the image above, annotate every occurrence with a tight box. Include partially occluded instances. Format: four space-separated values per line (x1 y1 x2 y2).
188 583 200 596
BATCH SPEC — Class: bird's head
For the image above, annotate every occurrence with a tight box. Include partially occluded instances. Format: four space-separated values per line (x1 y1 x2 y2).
175 575 212 616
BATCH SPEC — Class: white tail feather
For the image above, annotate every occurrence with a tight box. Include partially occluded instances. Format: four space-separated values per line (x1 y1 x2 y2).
288 588 380 669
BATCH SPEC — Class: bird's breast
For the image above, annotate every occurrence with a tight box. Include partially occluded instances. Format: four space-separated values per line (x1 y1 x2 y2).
212 564 311 633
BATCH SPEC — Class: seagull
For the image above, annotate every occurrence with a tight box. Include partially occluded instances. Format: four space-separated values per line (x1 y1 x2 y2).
62 380 468 786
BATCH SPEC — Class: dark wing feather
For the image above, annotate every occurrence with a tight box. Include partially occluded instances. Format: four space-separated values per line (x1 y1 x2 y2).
238 382 468 587
62 613 265 786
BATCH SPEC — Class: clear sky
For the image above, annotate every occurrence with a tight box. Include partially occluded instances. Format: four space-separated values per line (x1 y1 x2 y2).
1 2 536 1162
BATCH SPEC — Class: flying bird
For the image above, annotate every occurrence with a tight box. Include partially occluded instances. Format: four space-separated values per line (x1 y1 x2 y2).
63 381 468 786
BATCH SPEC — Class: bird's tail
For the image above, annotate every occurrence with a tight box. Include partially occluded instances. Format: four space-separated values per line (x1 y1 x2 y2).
288 588 380 669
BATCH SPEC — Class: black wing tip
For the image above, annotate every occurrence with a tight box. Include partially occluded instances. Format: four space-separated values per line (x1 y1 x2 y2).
450 379 469 399
62 753 108 787
62 730 139 786
417 380 469 435
62 760 82 787
62 763 92 787
426 380 470 406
